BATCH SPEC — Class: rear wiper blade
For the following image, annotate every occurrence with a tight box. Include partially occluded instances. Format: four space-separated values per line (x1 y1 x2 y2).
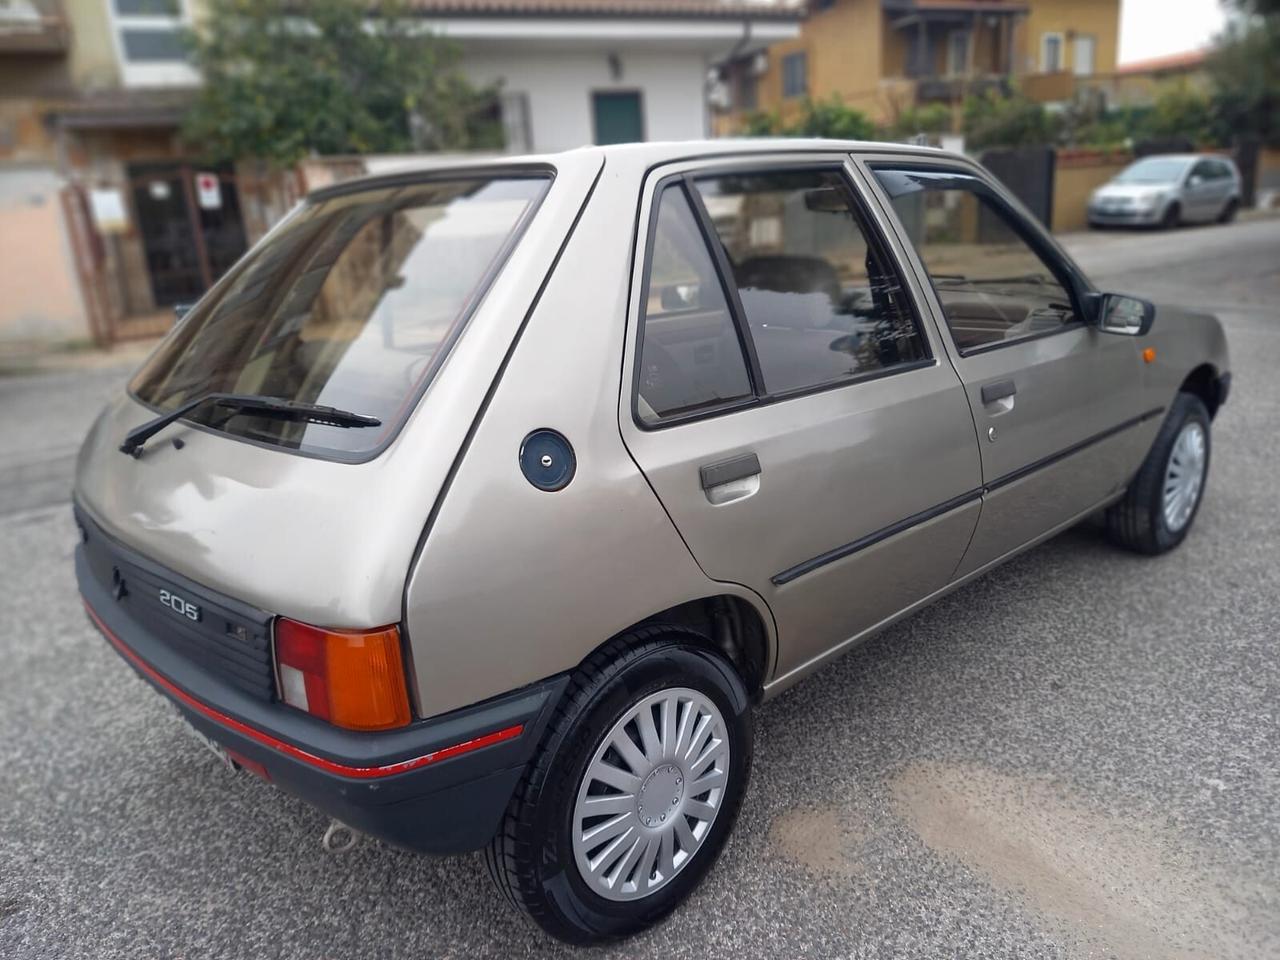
119 393 381 457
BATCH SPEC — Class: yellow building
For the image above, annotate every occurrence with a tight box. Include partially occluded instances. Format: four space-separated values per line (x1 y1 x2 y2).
717 0 1121 131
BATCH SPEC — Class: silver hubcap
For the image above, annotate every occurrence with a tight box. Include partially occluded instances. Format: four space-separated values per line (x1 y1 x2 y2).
572 687 730 902
1163 420 1206 532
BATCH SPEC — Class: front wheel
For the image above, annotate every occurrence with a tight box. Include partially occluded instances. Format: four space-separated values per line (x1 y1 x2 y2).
1106 392 1211 554
1160 202 1182 230
485 629 753 944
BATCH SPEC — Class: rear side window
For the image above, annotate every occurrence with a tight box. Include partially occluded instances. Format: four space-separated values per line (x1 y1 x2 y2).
871 168 1079 353
130 174 549 459
637 185 753 425
691 169 926 395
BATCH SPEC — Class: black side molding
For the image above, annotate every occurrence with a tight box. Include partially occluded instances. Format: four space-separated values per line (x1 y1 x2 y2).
770 406 1166 587
700 453 761 491
772 488 983 586
984 406 1164 494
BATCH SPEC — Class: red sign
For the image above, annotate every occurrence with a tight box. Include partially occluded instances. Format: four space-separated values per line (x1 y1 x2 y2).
195 172 222 210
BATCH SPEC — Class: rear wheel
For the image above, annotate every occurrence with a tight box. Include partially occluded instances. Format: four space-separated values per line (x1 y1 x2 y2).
1160 202 1182 230
485 629 752 944
1219 198 1239 224
1106 392 1211 554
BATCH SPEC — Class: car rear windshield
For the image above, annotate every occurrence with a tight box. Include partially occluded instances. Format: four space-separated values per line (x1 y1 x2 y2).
129 173 550 460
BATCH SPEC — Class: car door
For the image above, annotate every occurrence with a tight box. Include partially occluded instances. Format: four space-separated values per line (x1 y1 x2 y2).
860 161 1155 579
1184 160 1221 222
1208 159 1236 217
619 156 983 682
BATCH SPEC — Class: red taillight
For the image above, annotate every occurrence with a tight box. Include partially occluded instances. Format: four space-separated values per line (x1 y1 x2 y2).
275 619 412 731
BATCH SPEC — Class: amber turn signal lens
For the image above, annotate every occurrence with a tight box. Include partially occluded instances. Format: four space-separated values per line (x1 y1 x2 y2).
1142 347 1157 364
275 619 412 731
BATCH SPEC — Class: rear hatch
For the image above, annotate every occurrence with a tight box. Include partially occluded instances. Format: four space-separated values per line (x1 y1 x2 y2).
74 155 602 633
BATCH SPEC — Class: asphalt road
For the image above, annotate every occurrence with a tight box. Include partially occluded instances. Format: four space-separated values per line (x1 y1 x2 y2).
2 218 1278 959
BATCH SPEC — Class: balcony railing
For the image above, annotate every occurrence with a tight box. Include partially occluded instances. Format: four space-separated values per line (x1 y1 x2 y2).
915 74 1011 102
0 0 69 55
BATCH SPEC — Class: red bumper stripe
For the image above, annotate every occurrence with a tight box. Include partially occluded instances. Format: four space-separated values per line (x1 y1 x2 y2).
83 600 523 780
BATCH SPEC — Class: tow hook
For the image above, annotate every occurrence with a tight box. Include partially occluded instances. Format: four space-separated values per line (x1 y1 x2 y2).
321 820 362 854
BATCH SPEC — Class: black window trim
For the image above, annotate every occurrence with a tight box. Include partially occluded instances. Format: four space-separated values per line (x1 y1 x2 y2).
866 162 1096 359
631 161 937 432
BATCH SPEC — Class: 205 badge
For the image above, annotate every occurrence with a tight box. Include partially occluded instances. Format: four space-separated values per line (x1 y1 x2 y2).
159 587 201 622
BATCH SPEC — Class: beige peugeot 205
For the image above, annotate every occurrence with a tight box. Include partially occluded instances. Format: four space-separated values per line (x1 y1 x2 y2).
74 140 1229 943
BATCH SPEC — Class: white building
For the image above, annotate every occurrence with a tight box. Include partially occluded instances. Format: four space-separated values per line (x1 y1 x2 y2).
411 0 803 152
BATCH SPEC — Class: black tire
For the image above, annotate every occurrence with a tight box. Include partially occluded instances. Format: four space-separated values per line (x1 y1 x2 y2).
1106 392 1211 555
1160 202 1182 230
1218 198 1239 224
485 627 753 944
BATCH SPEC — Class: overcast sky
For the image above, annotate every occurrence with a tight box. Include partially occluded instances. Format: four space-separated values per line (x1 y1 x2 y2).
1120 0 1227 63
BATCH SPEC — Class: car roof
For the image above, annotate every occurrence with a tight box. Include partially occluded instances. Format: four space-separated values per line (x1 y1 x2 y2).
1129 153 1231 164
307 139 956 200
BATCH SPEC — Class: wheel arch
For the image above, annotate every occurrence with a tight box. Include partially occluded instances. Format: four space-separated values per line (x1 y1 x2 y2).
593 593 775 701
1179 362 1225 419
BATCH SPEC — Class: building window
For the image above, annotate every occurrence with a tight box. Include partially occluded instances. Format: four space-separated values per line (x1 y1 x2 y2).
120 28 186 62
113 0 180 13
500 91 532 154
782 52 808 99
947 30 971 76
1073 35 1096 75
1041 32 1064 72
109 0 197 86
737 70 758 112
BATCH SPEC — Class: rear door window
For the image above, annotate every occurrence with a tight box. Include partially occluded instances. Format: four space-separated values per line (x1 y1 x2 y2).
690 169 926 395
130 174 549 460
636 184 753 424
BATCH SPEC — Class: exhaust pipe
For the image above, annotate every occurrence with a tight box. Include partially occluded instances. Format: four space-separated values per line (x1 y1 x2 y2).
321 820 362 854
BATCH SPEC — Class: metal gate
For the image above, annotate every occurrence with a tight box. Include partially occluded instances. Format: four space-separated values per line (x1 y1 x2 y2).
979 146 1056 229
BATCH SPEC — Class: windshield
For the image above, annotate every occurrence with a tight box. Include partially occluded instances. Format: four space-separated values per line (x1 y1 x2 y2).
1114 157 1191 184
130 173 549 459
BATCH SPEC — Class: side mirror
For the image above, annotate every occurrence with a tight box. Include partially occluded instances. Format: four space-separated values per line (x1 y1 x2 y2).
1188 174 1204 187
173 302 195 321
1096 293 1154 336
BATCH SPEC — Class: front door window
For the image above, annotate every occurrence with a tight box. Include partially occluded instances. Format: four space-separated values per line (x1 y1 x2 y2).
870 168 1079 353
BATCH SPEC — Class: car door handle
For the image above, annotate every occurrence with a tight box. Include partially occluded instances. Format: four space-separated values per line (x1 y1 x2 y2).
981 379 1017 405
700 453 761 505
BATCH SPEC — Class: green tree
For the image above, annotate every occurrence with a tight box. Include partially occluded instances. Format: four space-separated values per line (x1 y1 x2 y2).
182 0 502 165
740 110 785 136
961 90 1058 149
738 96 876 140
1141 82 1215 143
1208 0 1280 144
787 96 878 139
886 102 953 139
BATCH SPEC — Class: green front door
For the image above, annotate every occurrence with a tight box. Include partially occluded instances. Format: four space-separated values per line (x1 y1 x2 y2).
592 91 644 145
